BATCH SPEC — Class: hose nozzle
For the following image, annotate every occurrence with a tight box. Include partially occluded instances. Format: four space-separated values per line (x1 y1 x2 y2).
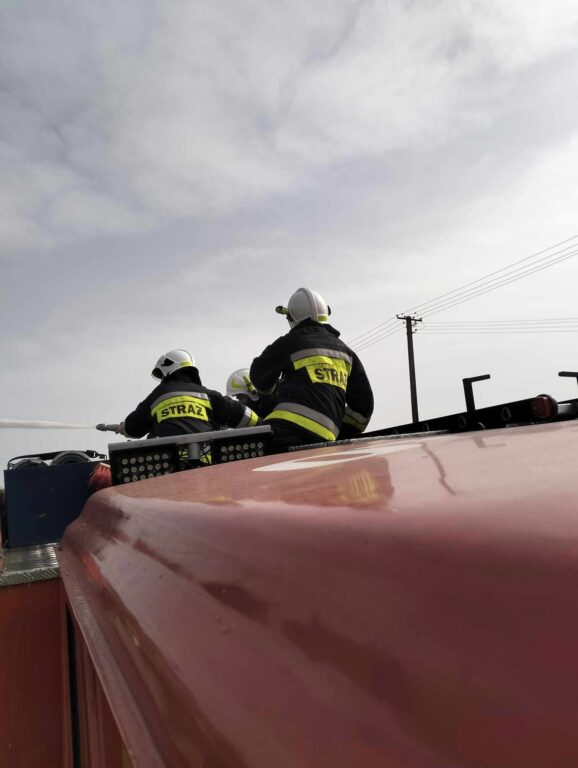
96 423 124 434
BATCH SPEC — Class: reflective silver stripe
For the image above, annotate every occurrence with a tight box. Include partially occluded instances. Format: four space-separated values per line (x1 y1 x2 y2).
270 402 339 436
290 348 353 365
150 390 210 410
238 406 257 427
342 406 370 429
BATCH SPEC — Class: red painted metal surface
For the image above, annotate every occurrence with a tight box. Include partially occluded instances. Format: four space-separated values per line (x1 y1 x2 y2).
71 613 129 768
59 421 578 767
0 579 64 768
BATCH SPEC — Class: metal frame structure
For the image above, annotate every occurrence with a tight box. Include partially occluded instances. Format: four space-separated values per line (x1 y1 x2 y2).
365 371 578 438
108 425 273 485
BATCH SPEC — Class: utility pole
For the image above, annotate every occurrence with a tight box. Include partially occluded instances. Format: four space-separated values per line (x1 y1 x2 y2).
397 314 422 423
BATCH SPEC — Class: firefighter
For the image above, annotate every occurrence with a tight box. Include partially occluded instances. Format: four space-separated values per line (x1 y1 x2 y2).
122 349 260 439
225 368 277 418
250 288 374 452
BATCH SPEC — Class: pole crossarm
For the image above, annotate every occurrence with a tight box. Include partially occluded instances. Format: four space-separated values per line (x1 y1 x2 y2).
396 314 423 330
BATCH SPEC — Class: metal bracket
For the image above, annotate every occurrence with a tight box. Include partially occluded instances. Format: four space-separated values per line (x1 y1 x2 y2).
559 371 578 389
463 374 491 416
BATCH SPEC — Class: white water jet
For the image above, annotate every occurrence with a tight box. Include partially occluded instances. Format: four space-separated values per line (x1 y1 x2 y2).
0 419 95 429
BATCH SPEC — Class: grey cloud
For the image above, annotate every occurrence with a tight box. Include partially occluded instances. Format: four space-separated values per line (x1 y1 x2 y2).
3 0 578 255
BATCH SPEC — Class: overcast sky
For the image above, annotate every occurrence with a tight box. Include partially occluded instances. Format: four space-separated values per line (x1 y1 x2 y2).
2 0 578 475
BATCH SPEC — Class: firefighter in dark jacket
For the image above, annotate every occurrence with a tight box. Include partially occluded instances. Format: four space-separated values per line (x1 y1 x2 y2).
122 349 260 439
250 288 374 452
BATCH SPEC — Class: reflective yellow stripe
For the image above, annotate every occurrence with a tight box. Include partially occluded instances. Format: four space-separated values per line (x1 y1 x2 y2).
151 390 209 409
238 407 260 428
266 409 336 441
178 446 212 464
151 395 212 423
293 355 351 390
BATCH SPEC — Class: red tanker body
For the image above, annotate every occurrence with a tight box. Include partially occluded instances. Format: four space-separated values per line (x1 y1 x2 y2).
56 420 578 767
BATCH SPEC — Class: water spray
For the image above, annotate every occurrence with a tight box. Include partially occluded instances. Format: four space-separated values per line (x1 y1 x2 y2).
0 419 96 430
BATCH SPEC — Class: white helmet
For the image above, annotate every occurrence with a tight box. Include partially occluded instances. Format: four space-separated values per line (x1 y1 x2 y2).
151 349 195 380
276 287 331 328
226 368 259 401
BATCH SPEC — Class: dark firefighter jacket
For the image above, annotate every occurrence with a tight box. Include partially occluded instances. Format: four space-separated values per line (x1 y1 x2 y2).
249 392 278 419
250 320 374 442
124 368 260 439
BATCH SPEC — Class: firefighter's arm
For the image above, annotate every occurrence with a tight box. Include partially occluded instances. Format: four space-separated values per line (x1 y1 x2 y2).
339 355 374 439
250 337 286 394
211 392 261 429
123 399 153 439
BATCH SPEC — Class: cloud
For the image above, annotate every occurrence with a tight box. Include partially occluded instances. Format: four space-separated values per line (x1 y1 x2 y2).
273 0 578 159
2 0 578 256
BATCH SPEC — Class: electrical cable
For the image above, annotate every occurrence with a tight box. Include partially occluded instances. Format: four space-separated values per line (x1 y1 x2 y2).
424 320 578 329
349 234 578 352
417 247 578 319
420 317 578 328
401 234 578 316
420 328 578 334
349 323 401 349
354 325 403 352
347 316 399 345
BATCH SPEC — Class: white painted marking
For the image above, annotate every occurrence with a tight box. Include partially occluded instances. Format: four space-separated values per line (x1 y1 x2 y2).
254 442 419 471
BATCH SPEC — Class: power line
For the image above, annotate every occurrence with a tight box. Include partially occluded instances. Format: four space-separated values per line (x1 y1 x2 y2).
353 245 578 350
348 309 571 350
424 320 578 329
401 234 578 316
348 316 399 345
349 234 578 352
354 325 403 352
349 314 562 351
418 246 578 319
425 317 578 324
420 316 578 335
420 328 578 334
350 323 401 350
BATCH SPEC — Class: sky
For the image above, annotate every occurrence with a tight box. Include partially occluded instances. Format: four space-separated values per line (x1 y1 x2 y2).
2 0 578 477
